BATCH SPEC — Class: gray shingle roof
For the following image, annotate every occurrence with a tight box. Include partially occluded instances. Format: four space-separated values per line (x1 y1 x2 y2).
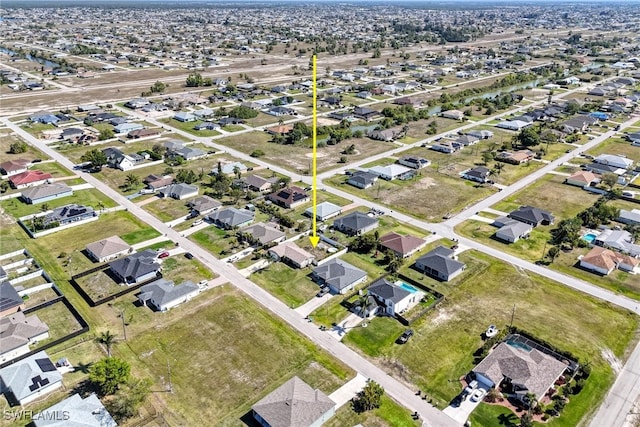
0 282 23 314
368 278 411 304
333 211 378 233
0 312 48 354
252 376 334 427
208 207 254 228
33 393 117 427
109 250 160 283
21 183 72 203
416 246 465 277
312 259 367 292
137 278 199 310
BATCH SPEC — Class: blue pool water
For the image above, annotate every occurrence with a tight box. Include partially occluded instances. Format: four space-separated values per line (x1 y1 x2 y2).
582 233 597 243
507 340 532 352
397 282 418 293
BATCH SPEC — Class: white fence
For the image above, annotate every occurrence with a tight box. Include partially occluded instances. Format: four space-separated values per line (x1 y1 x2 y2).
2 258 33 270
0 249 26 261
19 282 54 296
10 269 44 285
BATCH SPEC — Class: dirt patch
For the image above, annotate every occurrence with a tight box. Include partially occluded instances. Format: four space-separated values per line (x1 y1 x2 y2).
431 307 454 327
0 206 16 227
305 151 328 158
601 347 623 375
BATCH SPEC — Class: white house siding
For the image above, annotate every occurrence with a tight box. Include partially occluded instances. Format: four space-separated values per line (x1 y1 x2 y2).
18 381 62 405
0 343 31 364
579 260 611 275
26 190 73 204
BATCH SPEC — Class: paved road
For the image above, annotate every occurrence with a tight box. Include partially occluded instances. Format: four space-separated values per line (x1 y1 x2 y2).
2 118 460 427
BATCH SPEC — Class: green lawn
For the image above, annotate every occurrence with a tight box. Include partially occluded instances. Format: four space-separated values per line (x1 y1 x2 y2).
30 300 84 346
469 404 520 427
342 249 639 425
0 133 49 162
159 118 221 137
0 189 118 219
324 394 421 427
189 225 241 257
160 255 212 284
34 161 76 178
143 196 192 222
585 136 640 163
250 262 319 308
122 289 353 426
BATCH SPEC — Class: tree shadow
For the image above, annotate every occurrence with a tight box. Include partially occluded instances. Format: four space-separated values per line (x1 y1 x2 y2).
497 412 520 426
74 361 93 374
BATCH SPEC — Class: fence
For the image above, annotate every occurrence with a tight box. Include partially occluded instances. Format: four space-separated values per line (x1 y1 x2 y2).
0 296 90 369
18 215 100 239
397 274 445 326
0 249 25 261
9 269 44 285
19 282 54 296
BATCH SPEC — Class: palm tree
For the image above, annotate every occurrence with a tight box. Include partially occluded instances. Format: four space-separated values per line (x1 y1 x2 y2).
233 165 242 180
125 173 140 191
96 330 116 357
356 292 371 326
401 124 409 139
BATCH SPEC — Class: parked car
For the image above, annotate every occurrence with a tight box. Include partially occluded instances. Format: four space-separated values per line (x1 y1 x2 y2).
316 286 330 298
397 329 414 344
485 324 498 338
184 252 194 259
470 388 486 402
158 251 170 259
464 380 478 395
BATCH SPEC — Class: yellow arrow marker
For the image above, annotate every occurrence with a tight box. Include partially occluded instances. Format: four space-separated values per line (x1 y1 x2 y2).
309 54 320 248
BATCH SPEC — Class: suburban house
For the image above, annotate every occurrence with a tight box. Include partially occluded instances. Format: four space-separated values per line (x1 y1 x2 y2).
472 341 568 402
594 154 634 170
466 130 494 140
368 164 415 181
347 170 378 189
174 111 196 122
187 195 222 216
42 204 96 227
627 132 640 146
333 211 379 236
496 120 532 131
252 376 335 427
265 124 293 135
144 174 174 192
415 246 466 281
33 393 117 427
305 201 343 221
367 277 418 316
128 128 161 139
86 235 132 263
379 232 427 258
268 242 315 268
9 170 52 189
20 183 73 204
579 246 640 275
368 129 399 142
441 109 465 120
102 147 139 171
312 259 367 294
172 146 207 161
211 161 248 176
0 351 63 405
0 312 49 363
508 206 554 227
114 122 144 134
160 183 199 200
109 249 161 285
208 207 254 229
561 115 596 133
495 150 535 165
455 134 480 147
619 209 640 226
240 222 286 246
194 121 220 131
137 278 201 312
584 162 628 176
353 106 381 121
125 98 150 109
493 219 533 243
430 140 461 154
0 282 24 317
266 186 309 209
0 159 30 176
397 155 430 170
245 174 277 192
594 229 640 256
462 167 491 183
565 170 599 187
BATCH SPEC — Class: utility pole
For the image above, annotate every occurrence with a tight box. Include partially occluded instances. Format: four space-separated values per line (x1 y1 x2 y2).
120 310 127 341
167 359 173 393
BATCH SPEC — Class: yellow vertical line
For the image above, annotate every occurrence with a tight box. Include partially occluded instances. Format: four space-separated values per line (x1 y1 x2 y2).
312 55 317 239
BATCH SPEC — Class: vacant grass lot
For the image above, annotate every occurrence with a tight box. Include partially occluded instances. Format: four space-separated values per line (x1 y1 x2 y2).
326 169 496 222
124 288 353 426
34 161 76 178
585 136 640 163
251 262 319 308
342 250 639 427
0 132 49 161
0 189 118 219
143 194 194 222
324 394 420 427
159 117 221 137
215 131 396 173
32 300 84 346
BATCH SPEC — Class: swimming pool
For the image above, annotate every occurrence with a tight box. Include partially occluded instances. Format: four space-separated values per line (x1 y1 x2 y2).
582 232 597 243
396 281 418 293
507 340 532 352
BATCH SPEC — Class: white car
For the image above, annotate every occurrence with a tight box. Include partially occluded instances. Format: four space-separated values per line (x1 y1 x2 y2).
470 388 486 402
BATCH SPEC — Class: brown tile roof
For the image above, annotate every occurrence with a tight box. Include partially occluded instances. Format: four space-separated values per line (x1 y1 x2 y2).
582 246 639 272
379 232 426 257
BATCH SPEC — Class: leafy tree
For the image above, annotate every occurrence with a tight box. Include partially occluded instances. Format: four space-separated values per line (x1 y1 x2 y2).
514 126 540 147
233 165 242 180
338 156 348 163
107 378 151 421
124 173 140 191
81 149 108 170
342 144 356 155
0 180 9 193
175 169 198 184
349 233 378 254
227 105 259 119
520 412 533 427
481 151 494 165
96 330 116 357
150 80 167 93
89 357 131 395
250 149 264 158
186 72 204 87
151 144 167 160
9 141 28 154
551 217 582 248
602 173 618 190
353 380 384 413
546 246 560 264
98 128 115 141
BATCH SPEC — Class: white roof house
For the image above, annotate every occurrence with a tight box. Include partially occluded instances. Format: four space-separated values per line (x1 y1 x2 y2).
368 164 414 181
594 154 634 170
0 351 63 405
304 202 343 221
33 393 117 427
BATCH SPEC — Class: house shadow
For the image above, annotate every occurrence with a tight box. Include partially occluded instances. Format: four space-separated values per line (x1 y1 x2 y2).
239 410 262 427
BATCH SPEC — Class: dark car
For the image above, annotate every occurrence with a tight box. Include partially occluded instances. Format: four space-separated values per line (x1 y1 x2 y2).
184 252 194 260
397 329 414 344
316 286 330 298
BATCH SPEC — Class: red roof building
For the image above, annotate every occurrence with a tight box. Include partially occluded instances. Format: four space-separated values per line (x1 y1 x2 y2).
9 170 53 189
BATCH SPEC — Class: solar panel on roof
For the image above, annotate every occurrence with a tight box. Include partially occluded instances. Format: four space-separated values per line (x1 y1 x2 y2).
35 358 56 372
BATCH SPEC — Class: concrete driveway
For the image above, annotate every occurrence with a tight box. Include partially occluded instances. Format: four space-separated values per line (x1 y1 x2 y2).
442 386 490 425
